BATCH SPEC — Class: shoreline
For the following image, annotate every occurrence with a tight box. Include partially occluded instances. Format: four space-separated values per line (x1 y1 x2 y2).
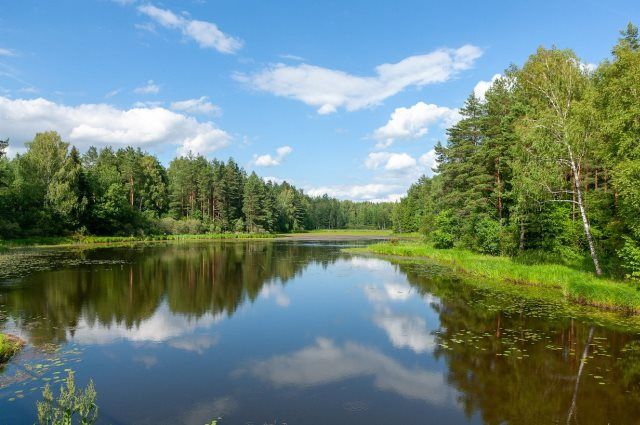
0 230 395 250
345 241 640 316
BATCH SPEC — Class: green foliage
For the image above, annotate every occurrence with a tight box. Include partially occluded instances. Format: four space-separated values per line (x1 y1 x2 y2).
0 134 392 240
356 241 640 313
36 371 98 425
390 23 640 279
432 211 456 249
619 237 640 282
474 218 502 255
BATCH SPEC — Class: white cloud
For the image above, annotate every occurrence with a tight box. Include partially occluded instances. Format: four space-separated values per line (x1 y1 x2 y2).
244 338 456 405
0 95 232 156
235 45 483 114
138 4 242 54
365 152 417 171
170 96 221 116
419 149 438 175
306 183 402 202
279 53 305 61
252 145 293 167
473 74 502 101
262 176 287 184
105 88 122 98
0 48 16 57
134 79 160 94
373 102 460 148
580 61 597 73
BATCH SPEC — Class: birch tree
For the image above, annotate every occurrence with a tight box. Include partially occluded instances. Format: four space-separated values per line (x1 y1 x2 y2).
516 47 603 275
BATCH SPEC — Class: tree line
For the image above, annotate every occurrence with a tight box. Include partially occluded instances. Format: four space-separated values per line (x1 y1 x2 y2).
393 23 640 279
0 134 392 238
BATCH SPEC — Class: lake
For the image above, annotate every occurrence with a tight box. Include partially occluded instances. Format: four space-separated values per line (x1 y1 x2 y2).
1 239 640 424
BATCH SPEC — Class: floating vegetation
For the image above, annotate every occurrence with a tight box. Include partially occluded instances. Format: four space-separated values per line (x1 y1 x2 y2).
0 343 85 399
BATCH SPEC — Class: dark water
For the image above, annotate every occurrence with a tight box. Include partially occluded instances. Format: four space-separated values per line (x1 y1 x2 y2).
1 240 639 424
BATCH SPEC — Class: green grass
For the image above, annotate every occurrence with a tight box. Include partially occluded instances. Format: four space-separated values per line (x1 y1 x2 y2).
347 241 640 314
0 333 23 364
0 233 278 248
295 229 393 236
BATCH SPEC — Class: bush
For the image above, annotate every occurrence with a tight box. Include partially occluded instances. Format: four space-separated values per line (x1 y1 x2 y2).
157 217 204 235
431 210 456 249
620 237 640 282
474 218 501 255
432 230 454 249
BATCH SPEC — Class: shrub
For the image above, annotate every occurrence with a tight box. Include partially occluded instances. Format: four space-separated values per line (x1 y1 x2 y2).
474 218 501 255
619 237 640 282
431 210 456 249
432 230 454 249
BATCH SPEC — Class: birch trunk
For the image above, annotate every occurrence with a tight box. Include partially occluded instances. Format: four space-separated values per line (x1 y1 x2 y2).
568 147 602 276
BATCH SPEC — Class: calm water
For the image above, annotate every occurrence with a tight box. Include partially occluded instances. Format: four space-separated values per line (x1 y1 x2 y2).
1 240 640 424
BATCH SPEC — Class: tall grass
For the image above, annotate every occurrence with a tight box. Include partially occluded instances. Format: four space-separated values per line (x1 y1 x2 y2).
349 241 640 313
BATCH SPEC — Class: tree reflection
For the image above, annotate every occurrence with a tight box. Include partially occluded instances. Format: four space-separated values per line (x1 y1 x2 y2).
0 242 344 346
393 260 640 425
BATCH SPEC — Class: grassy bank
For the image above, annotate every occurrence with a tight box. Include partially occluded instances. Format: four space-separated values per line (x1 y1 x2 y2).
0 232 279 249
0 333 23 364
0 229 399 249
347 241 640 314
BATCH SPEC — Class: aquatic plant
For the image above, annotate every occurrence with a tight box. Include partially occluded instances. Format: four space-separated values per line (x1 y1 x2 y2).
36 371 98 425
0 333 23 364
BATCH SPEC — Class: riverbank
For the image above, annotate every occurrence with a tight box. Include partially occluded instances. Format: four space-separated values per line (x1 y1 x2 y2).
0 233 279 249
0 229 400 250
346 241 640 314
0 333 23 364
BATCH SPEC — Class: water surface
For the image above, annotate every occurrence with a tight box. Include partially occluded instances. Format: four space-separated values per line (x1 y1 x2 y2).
1 240 639 424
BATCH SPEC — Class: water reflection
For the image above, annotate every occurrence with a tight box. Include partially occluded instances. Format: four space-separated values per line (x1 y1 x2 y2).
0 242 344 347
243 337 457 406
0 242 639 424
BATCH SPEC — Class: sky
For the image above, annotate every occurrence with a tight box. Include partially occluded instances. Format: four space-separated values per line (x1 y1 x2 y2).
1 0 638 202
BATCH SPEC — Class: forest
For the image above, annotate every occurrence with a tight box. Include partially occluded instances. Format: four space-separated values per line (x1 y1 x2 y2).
392 23 640 279
0 136 392 239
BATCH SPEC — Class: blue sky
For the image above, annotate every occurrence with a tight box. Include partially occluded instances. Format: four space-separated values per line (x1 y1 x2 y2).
1 0 638 201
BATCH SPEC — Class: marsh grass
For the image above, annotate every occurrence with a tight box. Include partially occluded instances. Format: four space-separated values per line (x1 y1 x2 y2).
347 241 640 314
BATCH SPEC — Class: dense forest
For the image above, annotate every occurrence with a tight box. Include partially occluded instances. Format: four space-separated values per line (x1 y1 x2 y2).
393 23 640 279
0 135 392 238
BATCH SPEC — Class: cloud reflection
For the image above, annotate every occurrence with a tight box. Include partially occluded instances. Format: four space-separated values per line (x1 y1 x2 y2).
69 303 223 345
245 337 456 405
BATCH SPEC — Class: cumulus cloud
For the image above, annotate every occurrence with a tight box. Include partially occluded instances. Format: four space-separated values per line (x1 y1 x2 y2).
306 183 403 202
235 45 483 114
0 95 231 156
138 4 242 54
473 74 502 101
170 96 221 116
419 149 438 175
373 102 460 148
252 145 293 167
365 152 417 171
134 79 160 94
